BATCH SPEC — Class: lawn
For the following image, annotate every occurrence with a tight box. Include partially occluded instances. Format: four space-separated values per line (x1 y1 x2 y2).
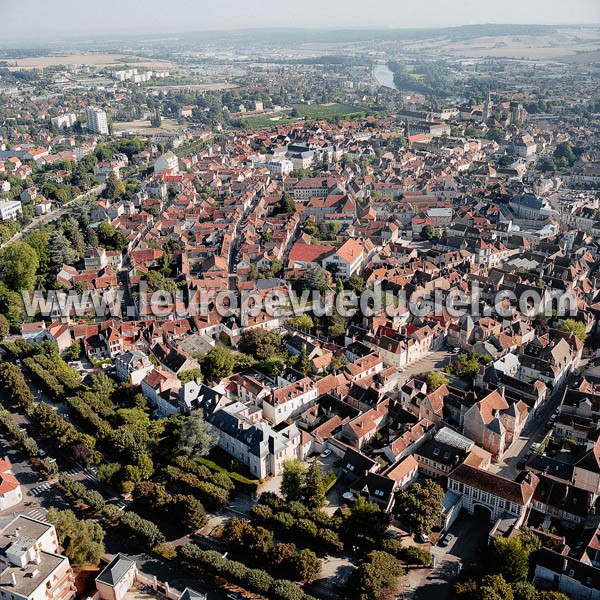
290 102 365 119
239 102 367 129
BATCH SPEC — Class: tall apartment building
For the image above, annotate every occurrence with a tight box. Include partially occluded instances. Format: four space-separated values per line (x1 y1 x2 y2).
0 514 76 600
85 107 109 135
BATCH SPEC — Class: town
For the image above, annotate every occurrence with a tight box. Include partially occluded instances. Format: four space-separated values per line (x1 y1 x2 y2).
0 15 600 600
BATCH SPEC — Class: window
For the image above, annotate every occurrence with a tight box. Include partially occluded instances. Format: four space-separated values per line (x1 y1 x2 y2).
374 490 384 497
433 448 440 456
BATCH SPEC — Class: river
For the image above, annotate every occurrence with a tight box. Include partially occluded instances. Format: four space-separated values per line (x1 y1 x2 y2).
374 63 396 89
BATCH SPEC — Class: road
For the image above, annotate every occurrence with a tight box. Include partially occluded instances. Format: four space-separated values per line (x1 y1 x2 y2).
489 369 573 479
0 184 104 250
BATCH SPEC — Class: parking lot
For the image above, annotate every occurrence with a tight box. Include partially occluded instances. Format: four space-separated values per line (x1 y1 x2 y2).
403 512 490 599
398 349 454 386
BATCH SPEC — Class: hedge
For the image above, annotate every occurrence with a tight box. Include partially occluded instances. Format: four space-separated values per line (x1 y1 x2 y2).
197 456 259 492
178 544 317 600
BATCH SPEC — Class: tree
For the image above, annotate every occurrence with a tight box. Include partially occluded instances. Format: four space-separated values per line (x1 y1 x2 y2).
0 314 9 340
426 371 449 391
24 230 51 273
280 459 306 502
344 496 389 548
478 574 514 600
292 347 311 375
179 368 202 384
290 548 321 582
490 535 537 583
303 458 326 509
96 221 127 252
350 550 403 600
201 346 234 381
421 225 434 240
49 230 78 269
239 329 283 361
287 314 313 330
104 172 125 200
180 412 219 458
305 264 331 292
47 508 105 566
0 241 39 291
65 342 81 361
394 479 444 534
557 318 587 342
174 494 208 531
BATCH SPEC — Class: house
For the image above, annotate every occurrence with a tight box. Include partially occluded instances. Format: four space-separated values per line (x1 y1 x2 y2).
532 549 600 600
0 457 22 510
141 368 182 417
84 247 108 270
462 389 527 461
96 554 137 600
263 377 318 426
154 151 179 174
115 351 154 386
179 381 227 414
0 514 76 600
321 239 365 279
208 401 303 478
341 446 379 482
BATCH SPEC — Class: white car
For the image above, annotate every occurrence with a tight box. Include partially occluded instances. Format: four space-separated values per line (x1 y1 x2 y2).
321 449 332 458
342 492 356 501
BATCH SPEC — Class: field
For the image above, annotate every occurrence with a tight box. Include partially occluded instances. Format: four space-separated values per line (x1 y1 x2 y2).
5 53 176 71
403 27 600 60
113 118 182 135
241 102 366 129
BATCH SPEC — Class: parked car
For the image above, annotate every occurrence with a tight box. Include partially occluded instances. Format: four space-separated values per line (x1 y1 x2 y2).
440 533 455 547
342 492 356 501
37 449 47 458
321 449 332 458
416 532 430 543
384 529 399 539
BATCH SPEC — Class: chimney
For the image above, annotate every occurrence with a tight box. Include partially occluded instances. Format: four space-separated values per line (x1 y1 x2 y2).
9 573 17 587
562 558 568 573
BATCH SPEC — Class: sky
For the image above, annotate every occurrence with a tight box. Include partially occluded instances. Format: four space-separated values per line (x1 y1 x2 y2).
1 0 599 41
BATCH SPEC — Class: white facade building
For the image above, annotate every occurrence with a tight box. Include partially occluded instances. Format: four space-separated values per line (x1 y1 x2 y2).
0 199 23 221
86 107 109 135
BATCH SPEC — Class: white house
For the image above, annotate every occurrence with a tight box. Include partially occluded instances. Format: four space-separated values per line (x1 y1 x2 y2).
154 151 179 174
321 238 364 279
0 199 23 221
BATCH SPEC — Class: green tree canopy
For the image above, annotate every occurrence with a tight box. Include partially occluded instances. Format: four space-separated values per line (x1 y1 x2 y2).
393 479 444 534
0 241 39 291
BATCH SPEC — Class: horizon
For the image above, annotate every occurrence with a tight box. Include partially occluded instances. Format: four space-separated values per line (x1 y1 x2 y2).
2 0 599 44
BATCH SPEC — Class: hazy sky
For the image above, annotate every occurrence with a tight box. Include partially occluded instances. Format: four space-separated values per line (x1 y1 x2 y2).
2 0 599 41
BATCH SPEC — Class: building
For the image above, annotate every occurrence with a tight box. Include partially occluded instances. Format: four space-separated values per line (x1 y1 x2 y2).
0 514 76 600
50 114 76 130
447 463 538 527
115 351 154 386
86 107 109 135
0 199 23 221
154 151 179 174
0 457 22 510
207 401 305 478
321 238 365 279
95 554 137 600
263 377 318 425
532 549 600 600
